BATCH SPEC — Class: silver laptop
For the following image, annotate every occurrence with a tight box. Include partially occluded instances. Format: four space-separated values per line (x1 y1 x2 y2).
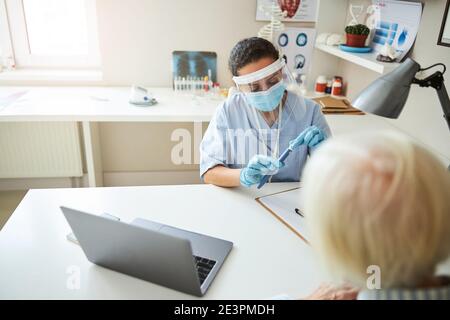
60 206 233 297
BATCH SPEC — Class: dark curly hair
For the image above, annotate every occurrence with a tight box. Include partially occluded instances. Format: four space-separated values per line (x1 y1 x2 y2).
228 37 279 76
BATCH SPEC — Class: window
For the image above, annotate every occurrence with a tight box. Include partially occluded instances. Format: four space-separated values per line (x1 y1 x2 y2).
2 0 100 69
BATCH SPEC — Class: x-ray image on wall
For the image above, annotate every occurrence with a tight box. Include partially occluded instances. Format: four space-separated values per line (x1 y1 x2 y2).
274 28 316 75
172 51 217 83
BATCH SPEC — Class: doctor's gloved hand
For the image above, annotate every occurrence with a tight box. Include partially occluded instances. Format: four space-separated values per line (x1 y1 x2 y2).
289 126 326 150
240 155 284 187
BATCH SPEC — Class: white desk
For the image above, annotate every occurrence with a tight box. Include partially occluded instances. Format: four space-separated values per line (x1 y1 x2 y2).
0 182 329 299
0 87 222 122
0 87 224 188
2 183 450 300
0 86 401 188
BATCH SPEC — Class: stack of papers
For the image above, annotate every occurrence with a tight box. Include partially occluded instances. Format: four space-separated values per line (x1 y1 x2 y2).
313 96 365 115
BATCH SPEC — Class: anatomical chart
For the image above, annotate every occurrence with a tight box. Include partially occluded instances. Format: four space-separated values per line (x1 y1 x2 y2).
256 0 318 22
274 27 316 76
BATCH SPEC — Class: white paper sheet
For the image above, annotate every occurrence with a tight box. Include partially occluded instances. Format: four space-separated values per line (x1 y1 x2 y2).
256 187 309 241
0 90 29 111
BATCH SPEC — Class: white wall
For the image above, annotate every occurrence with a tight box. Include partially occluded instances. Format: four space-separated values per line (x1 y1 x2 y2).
94 0 348 183
97 0 263 88
342 0 450 161
96 0 347 88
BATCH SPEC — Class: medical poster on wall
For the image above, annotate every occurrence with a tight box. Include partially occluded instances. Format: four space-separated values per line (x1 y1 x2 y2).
256 0 318 22
274 28 316 75
370 0 423 61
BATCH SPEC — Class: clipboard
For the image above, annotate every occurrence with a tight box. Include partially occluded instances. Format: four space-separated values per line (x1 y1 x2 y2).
255 187 309 244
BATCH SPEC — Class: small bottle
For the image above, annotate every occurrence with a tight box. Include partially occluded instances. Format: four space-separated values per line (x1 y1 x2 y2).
186 76 191 91
325 80 333 94
208 78 213 94
207 69 213 93
204 76 210 92
315 75 327 94
331 78 343 96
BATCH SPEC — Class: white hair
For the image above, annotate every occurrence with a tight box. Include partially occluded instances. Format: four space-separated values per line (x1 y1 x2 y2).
303 131 450 288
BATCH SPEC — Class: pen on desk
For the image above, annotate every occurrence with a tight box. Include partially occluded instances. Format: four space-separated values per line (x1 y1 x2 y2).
295 208 304 217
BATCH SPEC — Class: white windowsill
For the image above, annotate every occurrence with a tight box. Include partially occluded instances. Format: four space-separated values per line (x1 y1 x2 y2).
0 68 104 84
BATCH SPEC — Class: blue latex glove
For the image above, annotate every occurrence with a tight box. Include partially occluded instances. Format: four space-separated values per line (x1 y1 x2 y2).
289 126 326 150
240 155 284 187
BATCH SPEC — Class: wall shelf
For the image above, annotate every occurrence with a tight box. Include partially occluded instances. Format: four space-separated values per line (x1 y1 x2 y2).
315 44 400 74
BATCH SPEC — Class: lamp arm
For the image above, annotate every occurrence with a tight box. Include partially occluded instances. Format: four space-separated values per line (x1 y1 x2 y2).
436 82 450 132
412 71 450 132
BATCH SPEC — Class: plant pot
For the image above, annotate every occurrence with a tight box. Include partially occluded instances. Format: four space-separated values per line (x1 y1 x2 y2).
346 34 368 47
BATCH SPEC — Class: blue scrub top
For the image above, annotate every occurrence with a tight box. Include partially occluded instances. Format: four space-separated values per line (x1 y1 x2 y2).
199 91 332 182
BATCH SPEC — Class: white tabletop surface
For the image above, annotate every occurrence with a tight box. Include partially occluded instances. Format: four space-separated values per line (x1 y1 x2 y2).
0 86 390 127
0 182 331 300
0 87 223 122
2 182 450 300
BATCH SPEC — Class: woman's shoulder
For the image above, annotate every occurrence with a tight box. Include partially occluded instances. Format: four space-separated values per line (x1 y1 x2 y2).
210 91 248 127
216 91 247 115
285 91 321 120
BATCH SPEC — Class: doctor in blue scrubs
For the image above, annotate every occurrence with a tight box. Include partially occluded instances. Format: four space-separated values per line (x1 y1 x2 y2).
200 37 331 188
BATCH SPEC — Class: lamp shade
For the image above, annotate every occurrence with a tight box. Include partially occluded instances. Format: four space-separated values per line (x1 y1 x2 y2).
352 58 421 118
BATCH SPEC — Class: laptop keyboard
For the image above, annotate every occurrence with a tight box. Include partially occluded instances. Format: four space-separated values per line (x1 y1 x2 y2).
193 255 216 285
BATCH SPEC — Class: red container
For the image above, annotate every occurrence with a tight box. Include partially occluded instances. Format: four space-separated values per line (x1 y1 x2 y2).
331 79 342 96
346 34 368 47
315 76 327 94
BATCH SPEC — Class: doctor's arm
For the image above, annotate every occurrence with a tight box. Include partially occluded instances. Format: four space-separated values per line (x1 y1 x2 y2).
202 165 241 188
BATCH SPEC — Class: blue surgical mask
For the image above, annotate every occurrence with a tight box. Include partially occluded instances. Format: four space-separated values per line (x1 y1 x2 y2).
245 81 286 112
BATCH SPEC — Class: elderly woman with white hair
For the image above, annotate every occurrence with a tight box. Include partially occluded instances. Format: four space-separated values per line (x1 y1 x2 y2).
302 131 450 300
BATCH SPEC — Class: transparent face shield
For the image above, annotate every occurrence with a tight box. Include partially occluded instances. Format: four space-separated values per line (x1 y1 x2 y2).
231 59 304 160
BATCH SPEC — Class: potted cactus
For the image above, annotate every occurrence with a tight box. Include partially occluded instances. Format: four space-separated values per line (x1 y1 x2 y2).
345 24 370 47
